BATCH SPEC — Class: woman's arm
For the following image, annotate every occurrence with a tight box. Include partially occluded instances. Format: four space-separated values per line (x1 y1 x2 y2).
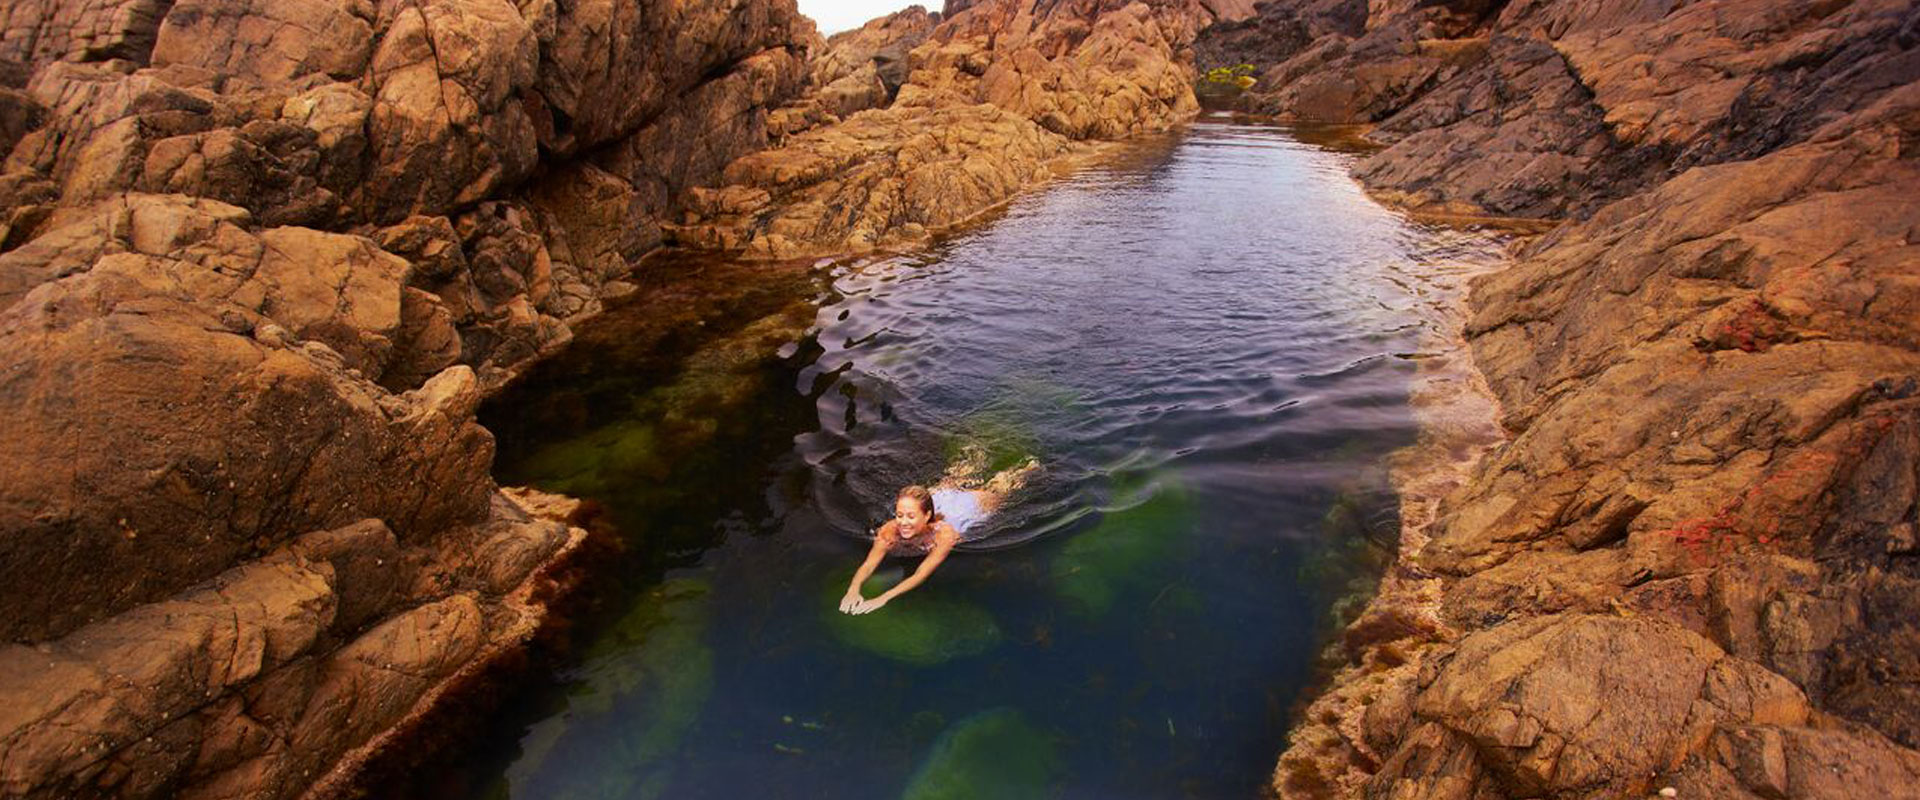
851 525 958 614
841 523 893 613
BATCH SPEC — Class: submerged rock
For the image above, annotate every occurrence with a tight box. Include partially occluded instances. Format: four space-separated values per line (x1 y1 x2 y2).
821 569 1004 666
1051 473 1196 618
508 577 715 800
901 707 1058 800
519 419 666 497
508 293 815 497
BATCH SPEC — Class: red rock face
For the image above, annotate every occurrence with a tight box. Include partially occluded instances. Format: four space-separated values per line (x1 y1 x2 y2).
1198 2 1920 798
1 1 1912 798
0 1 815 798
676 0 1260 260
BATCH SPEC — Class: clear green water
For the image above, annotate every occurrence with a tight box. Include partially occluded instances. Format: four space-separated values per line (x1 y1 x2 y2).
447 119 1508 799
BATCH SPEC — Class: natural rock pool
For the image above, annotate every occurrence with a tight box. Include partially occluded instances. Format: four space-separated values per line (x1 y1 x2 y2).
449 119 1509 798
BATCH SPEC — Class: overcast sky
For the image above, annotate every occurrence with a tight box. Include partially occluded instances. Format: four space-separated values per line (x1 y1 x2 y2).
798 1 927 34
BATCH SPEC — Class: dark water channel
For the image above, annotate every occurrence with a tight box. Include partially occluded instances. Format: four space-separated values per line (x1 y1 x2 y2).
453 119 1508 799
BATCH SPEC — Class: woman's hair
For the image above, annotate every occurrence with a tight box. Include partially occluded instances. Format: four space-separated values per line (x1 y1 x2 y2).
897 485 937 517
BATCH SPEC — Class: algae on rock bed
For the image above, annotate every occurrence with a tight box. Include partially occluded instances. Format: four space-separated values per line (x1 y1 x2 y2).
901 707 1059 800
1299 486 1397 636
505 577 716 800
509 300 814 498
1051 473 1196 618
516 419 666 497
820 568 1004 666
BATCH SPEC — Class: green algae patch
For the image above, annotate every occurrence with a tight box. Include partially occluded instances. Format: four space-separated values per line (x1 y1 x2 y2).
901 708 1058 800
505 298 814 500
651 301 815 424
821 569 1003 667
1052 474 1196 618
1299 488 1396 633
511 577 716 800
516 419 665 496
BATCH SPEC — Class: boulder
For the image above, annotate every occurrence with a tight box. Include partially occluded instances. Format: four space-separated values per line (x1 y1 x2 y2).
358 0 539 223
151 0 376 86
0 0 173 67
1368 615 1810 798
0 213 497 641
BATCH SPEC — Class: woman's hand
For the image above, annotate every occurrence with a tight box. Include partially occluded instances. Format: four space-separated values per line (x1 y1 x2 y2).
849 527 956 615
840 528 891 614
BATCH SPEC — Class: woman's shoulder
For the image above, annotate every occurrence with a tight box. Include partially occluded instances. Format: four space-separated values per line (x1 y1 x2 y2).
933 521 962 543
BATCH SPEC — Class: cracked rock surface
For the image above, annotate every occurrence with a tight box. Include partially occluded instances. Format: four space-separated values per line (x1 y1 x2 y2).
0 0 816 798
1198 1 1920 798
674 0 1259 259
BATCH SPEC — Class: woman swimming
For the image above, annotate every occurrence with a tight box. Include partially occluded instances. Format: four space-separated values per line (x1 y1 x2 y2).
838 450 1037 615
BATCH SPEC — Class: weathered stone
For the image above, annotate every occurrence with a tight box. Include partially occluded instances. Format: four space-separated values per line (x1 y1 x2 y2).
358 0 538 222
676 0 1262 259
288 519 403 636
673 103 1075 259
524 0 811 154
0 84 44 158
0 0 803 798
1368 615 1809 798
0 0 174 68
1356 36 1642 218
813 4 941 105
276 81 370 193
1225 2 1920 796
902 0 1246 139
383 285 462 391
590 46 810 224
0 259 493 642
3 194 407 374
151 0 375 87
0 548 335 797
14 63 232 203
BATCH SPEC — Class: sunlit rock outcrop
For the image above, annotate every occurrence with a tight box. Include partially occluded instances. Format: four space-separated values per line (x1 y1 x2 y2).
0 0 817 797
676 0 1258 259
1196 2 1920 798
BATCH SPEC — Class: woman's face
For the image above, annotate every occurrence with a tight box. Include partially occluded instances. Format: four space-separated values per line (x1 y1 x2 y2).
894 497 929 535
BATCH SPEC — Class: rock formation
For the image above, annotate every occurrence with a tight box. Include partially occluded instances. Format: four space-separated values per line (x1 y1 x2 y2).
673 0 1259 259
807 3 942 119
5 0 1912 797
0 0 817 797
1196 1 1920 797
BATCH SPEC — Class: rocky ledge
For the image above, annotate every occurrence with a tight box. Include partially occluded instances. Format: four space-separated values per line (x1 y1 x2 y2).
0 0 819 797
1196 1 1920 797
671 0 1260 259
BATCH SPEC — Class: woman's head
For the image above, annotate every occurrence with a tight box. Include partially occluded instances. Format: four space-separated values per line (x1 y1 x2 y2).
895 485 936 534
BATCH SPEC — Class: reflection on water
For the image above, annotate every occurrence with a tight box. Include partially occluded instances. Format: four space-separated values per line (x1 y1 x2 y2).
455 119 1509 799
